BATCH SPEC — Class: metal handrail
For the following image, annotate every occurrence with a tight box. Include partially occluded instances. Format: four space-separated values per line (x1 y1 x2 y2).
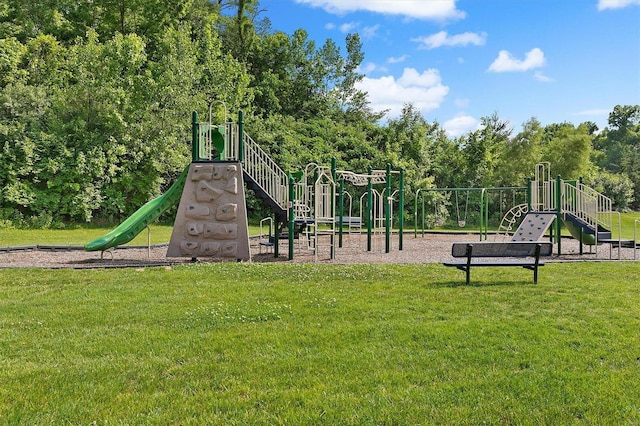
562 181 612 233
241 131 289 211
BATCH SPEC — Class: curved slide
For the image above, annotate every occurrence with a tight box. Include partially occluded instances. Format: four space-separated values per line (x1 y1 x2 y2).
563 218 598 245
84 166 189 251
562 213 611 246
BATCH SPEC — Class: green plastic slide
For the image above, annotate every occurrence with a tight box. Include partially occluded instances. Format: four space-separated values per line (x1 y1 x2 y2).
84 166 189 252
562 214 614 246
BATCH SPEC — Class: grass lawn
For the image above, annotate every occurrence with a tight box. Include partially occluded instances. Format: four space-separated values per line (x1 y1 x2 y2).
0 224 264 247
1 262 639 424
614 212 640 240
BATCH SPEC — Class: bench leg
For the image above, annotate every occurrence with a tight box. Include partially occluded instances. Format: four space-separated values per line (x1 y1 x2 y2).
533 244 541 284
465 244 472 285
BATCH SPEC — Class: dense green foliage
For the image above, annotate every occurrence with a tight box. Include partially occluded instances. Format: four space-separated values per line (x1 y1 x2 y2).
1 0 639 226
1 262 640 423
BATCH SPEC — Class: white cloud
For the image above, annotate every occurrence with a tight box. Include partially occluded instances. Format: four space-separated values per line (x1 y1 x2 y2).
598 0 640 10
488 48 546 72
294 0 465 21
454 98 470 109
361 24 379 39
443 114 479 137
355 68 449 119
339 21 358 33
572 109 611 117
324 22 335 30
357 62 389 74
387 55 409 64
358 62 378 74
411 31 487 49
534 71 554 82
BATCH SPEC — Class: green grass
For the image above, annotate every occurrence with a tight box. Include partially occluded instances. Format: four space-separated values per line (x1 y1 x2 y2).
1 262 639 424
0 224 264 247
612 212 640 240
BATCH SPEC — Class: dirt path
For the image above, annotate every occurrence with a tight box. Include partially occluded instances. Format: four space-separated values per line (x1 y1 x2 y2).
1 233 638 269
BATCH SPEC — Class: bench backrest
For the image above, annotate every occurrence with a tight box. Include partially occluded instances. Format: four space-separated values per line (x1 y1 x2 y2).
451 242 553 258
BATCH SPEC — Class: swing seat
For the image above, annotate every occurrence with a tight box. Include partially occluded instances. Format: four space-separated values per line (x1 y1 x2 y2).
458 220 466 227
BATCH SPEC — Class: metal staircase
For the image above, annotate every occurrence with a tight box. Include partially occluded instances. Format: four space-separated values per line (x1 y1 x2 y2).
530 163 614 245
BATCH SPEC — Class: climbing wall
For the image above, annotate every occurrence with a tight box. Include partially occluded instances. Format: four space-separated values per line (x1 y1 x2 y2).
511 212 556 242
167 162 250 260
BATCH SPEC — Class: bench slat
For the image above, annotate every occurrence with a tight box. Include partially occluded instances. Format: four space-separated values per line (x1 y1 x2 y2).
451 241 553 258
443 261 545 268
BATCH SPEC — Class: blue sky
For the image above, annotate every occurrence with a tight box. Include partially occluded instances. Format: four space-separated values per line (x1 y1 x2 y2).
259 0 640 136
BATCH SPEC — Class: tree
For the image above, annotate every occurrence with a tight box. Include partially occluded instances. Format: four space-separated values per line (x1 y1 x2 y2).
591 171 635 211
217 0 264 63
459 113 512 187
494 117 543 186
541 122 593 180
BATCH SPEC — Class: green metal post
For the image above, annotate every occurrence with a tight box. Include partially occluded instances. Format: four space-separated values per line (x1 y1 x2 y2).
399 168 404 251
274 217 279 258
385 163 391 253
191 111 198 162
579 226 584 255
526 177 532 211
367 167 373 252
421 194 425 237
338 177 344 248
479 189 484 241
414 189 420 238
485 190 489 240
238 110 244 162
556 175 563 255
288 174 295 260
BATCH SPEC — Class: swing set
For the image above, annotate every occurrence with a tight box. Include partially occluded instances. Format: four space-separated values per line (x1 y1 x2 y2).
414 186 527 240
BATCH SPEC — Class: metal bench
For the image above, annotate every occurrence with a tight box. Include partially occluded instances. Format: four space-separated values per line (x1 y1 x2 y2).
443 242 553 285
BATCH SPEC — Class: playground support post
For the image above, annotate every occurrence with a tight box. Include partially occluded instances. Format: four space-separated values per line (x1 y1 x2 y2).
367 167 373 252
479 188 490 241
385 163 391 254
288 174 295 260
338 177 344 248
238 110 244 162
192 111 199 162
527 178 532 211
399 168 404 250
274 216 280 258
331 158 337 258
556 175 562 255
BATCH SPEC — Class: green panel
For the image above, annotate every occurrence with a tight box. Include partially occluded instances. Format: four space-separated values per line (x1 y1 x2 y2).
212 127 225 159
563 217 597 245
84 166 189 251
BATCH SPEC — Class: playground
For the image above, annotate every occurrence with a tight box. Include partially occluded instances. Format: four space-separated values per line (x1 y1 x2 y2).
3 111 640 268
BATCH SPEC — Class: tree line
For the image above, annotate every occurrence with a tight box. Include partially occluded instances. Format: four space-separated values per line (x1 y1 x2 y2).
1 0 638 227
